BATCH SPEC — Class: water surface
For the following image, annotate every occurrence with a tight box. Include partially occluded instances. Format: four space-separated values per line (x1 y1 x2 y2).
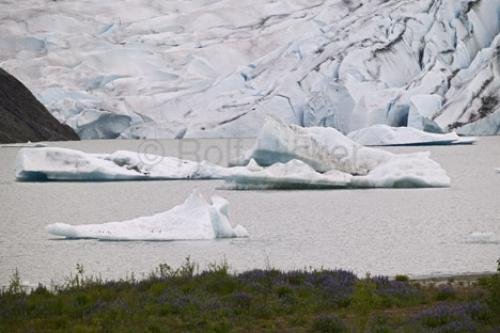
1 138 499 286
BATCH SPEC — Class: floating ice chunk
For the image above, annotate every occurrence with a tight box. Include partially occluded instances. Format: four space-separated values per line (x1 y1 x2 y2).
227 156 448 190
350 153 451 188
225 159 352 190
231 118 450 189
46 190 248 241
15 147 227 181
234 117 450 188
1 141 47 148
234 116 395 175
465 232 498 244
347 125 476 146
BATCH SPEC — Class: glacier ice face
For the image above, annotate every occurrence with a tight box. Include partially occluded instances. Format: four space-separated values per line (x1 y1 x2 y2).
456 110 500 136
230 117 450 188
46 190 249 241
1 0 499 139
407 95 444 133
15 147 228 181
347 125 476 146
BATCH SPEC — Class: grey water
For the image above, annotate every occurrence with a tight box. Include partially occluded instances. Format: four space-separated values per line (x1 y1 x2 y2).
1 138 499 287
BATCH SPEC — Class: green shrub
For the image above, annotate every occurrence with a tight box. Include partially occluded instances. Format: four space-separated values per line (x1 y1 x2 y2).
311 314 347 333
394 275 409 282
7 269 23 295
351 279 382 316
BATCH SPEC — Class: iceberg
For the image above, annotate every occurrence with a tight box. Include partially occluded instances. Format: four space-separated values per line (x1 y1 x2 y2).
225 159 352 190
230 117 450 189
1 142 47 148
465 232 498 244
349 153 451 189
347 125 476 146
46 190 248 241
15 118 450 189
15 147 228 181
234 116 394 176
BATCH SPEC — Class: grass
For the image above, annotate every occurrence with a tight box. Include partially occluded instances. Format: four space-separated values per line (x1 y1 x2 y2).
1 259 500 332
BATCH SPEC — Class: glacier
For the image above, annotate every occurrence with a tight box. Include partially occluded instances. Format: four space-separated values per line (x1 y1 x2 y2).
0 0 499 139
347 125 476 146
46 190 249 241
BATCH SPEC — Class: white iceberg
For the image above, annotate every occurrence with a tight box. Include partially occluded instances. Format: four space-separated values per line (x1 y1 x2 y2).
465 232 498 244
225 159 352 190
349 153 451 188
15 147 228 181
231 117 450 189
347 125 476 146
15 118 450 189
46 190 248 241
234 116 393 175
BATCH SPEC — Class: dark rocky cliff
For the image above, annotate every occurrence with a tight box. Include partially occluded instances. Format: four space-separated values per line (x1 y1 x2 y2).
0 68 79 143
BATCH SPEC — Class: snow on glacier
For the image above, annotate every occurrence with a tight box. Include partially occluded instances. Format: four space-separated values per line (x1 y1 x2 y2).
46 190 249 241
15 147 230 181
347 125 476 146
0 0 499 139
230 117 450 188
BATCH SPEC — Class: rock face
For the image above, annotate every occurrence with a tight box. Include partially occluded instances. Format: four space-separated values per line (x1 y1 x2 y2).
1 0 499 139
0 68 79 143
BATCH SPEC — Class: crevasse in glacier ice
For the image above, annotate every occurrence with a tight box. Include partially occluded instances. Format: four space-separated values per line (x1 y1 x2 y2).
1 0 499 138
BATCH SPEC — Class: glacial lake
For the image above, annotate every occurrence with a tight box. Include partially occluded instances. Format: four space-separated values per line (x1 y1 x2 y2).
1 138 499 287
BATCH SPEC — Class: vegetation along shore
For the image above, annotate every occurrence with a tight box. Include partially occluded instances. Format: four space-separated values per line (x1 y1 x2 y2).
1 259 499 332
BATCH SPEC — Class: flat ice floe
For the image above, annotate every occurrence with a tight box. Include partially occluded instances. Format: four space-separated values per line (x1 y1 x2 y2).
230 117 450 189
15 147 228 181
1 142 47 148
465 232 498 244
347 125 476 146
46 190 248 241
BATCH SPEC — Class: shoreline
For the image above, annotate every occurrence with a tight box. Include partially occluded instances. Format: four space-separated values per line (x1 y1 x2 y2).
2 260 499 332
